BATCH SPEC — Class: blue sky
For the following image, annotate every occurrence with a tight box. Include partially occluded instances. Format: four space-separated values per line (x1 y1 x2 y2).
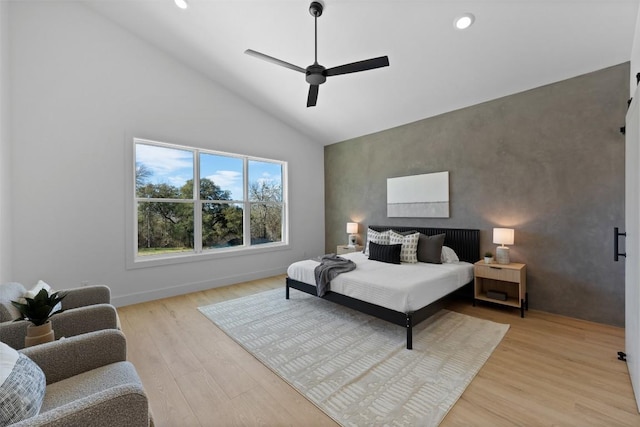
136 143 282 200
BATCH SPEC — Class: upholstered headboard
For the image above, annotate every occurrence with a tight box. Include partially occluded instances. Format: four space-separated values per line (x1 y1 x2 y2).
368 226 480 263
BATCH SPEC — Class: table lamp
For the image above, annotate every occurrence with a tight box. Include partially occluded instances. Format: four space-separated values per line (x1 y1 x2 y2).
493 228 514 264
346 222 358 247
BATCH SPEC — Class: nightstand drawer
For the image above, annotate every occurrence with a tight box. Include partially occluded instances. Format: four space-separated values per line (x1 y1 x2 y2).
475 265 520 282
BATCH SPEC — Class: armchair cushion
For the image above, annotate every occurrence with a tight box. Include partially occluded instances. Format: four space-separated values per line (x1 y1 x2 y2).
41 362 143 411
0 341 46 425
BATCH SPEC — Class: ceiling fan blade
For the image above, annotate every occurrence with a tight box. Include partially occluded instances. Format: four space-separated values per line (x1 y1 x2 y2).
244 49 306 73
325 56 389 77
307 85 319 107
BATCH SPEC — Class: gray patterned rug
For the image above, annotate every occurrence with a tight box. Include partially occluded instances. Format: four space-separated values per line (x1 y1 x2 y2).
198 288 509 426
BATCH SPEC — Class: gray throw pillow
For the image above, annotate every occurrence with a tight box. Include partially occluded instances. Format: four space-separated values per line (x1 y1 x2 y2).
417 233 446 264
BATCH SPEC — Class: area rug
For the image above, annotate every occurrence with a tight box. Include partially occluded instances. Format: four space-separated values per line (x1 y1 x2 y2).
198 288 509 426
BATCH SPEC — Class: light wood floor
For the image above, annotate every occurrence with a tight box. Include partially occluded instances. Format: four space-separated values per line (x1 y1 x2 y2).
117 275 640 426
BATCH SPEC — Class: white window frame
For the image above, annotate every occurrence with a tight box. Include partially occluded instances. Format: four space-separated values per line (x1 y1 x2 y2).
127 138 289 269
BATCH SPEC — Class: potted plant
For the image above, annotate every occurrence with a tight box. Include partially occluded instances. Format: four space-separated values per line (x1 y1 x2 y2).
12 289 67 347
484 251 494 264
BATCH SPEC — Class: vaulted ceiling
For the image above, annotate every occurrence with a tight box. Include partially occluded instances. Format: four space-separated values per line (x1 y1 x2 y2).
86 0 639 145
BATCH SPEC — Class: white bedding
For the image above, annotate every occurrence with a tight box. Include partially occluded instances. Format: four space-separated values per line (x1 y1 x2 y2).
286 252 474 313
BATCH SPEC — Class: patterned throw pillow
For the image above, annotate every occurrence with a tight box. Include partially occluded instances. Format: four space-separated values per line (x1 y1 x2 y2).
363 229 391 256
388 231 420 263
0 342 46 425
368 242 402 264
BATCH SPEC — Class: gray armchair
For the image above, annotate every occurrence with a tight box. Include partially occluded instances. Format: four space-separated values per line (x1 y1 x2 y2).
0 282 119 350
13 329 153 426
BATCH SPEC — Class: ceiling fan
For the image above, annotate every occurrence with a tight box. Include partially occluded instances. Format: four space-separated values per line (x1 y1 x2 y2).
245 1 390 107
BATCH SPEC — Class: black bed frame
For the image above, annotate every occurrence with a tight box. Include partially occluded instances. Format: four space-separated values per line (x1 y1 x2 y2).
285 226 480 350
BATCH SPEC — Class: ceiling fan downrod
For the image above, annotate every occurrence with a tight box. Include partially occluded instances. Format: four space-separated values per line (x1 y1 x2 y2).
309 1 323 65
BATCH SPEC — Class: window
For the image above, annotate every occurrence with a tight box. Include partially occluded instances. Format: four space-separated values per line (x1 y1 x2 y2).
134 138 287 262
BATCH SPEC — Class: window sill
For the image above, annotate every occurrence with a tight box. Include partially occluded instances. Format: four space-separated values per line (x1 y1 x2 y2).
126 242 290 270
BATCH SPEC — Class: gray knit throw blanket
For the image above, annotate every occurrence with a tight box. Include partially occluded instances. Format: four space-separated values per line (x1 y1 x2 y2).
313 254 356 297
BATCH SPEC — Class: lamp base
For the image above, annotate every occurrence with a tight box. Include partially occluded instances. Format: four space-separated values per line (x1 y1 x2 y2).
348 234 357 248
496 246 510 264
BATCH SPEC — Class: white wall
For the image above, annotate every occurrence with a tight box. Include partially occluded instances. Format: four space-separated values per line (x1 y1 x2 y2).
0 1 11 284
631 3 640 94
9 1 325 306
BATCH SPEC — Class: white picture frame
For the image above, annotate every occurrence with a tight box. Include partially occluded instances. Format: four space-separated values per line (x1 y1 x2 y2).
387 171 449 218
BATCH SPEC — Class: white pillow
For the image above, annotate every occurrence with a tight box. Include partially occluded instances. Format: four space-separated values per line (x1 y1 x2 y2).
441 246 459 263
388 231 420 263
22 280 62 314
0 341 46 425
363 229 391 256
23 280 52 299
0 342 19 386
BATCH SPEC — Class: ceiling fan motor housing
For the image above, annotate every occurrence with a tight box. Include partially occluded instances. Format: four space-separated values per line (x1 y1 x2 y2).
306 64 327 85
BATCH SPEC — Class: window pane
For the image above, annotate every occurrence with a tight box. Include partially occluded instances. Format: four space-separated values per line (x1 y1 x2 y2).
136 143 194 199
203 203 244 248
200 153 243 201
248 160 282 202
250 203 282 245
137 201 194 255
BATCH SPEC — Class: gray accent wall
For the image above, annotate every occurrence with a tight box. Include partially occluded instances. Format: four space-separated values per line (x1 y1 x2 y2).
325 63 629 326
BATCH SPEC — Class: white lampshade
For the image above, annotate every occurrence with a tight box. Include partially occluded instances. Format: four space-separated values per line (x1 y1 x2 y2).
493 228 514 247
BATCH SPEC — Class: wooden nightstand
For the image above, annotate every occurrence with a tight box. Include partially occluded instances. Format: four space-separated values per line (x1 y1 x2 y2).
473 261 528 317
336 245 363 255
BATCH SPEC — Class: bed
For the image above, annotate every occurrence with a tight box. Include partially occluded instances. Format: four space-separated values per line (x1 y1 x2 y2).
286 226 480 349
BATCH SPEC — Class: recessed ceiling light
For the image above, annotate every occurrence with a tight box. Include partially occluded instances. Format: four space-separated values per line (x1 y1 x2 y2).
174 0 188 10
454 13 475 30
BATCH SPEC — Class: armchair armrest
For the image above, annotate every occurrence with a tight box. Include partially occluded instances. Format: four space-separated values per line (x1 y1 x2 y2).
12 383 150 427
0 319 28 350
20 329 127 384
51 303 119 339
60 285 111 309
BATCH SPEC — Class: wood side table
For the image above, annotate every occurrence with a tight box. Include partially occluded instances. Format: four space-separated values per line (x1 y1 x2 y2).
336 245 363 255
473 261 528 317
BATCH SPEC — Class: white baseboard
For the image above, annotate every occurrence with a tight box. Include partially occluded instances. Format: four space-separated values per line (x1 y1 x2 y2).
111 265 288 307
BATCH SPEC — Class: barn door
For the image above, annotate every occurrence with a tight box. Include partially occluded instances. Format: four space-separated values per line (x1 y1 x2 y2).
625 84 640 412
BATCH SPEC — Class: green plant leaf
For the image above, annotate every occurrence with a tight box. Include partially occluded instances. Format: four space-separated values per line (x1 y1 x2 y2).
10 288 67 326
